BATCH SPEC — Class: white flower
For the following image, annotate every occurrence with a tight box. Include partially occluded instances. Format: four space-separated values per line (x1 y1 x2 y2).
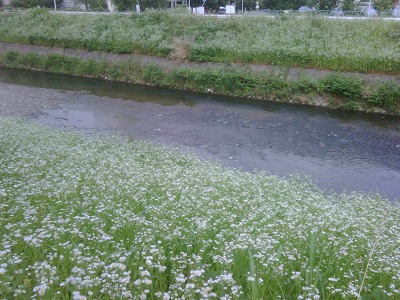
162 293 170 300
139 293 147 300
73 291 87 300
143 278 152 285
247 276 256 282
33 284 48 296
176 274 186 283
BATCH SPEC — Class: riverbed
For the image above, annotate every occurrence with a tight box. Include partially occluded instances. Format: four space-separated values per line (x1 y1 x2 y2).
1 67 399 201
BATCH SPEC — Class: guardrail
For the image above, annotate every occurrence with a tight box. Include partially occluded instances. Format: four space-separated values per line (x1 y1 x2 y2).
244 9 400 18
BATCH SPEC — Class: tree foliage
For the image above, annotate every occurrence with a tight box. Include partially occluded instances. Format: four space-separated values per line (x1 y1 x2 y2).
113 0 169 11
262 0 349 10
113 0 134 10
10 0 62 8
75 0 108 10
264 0 306 10
373 0 393 10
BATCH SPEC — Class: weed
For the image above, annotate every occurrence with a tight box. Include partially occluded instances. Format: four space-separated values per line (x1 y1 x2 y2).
368 81 400 112
43 55 79 73
143 63 165 85
319 73 363 100
3 51 19 64
169 37 191 62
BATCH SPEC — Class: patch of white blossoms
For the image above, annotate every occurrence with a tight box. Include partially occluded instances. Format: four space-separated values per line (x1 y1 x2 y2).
1 116 400 299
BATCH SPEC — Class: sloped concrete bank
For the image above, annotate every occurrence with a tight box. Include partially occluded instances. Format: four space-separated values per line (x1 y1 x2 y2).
0 42 399 115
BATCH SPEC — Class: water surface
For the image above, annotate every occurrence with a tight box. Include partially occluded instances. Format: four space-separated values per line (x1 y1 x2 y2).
1 67 399 201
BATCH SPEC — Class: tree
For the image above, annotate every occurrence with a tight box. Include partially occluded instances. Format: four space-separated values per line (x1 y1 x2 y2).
340 0 357 10
139 0 167 10
316 0 337 9
263 0 307 10
373 0 393 10
113 0 134 10
264 0 345 10
75 0 107 10
10 0 62 8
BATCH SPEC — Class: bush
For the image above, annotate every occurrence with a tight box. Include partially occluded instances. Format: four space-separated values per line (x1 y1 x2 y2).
44 55 79 73
373 0 393 11
3 51 19 64
10 0 61 8
368 81 400 112
319 74 363 100
77 59 106 77
170 37 191 62
143 63 165 85
291 77 317 93
19 52 43 68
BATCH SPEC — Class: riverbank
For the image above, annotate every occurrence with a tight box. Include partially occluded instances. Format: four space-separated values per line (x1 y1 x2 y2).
0 42 399 115
1 10 399 74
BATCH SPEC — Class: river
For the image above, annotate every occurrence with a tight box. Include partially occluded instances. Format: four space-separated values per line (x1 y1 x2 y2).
1 67 399 201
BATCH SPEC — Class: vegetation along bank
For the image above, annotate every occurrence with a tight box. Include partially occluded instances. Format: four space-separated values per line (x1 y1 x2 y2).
0 9 399 114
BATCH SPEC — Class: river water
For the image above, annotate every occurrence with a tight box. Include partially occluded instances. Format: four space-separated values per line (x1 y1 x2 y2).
1 68 399 201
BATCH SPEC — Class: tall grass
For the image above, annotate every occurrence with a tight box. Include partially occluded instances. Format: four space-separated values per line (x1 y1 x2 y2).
1 116 400 299
0 9 399 74
1 51 399 113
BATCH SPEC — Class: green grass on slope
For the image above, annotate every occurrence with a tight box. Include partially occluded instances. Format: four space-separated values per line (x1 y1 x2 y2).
0 9 399 74
0 116 400 299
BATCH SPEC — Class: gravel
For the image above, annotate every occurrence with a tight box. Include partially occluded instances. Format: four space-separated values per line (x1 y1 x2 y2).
0 81 68 117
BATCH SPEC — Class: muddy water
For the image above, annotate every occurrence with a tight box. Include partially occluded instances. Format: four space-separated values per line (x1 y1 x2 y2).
1 67 399 201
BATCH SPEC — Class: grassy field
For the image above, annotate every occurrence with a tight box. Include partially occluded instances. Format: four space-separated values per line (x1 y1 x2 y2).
1 116 400 299
0 9 399 74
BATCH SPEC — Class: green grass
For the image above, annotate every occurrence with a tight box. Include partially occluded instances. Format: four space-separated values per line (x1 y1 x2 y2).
2 51 400 113
1 116 400 299
0 9 399 74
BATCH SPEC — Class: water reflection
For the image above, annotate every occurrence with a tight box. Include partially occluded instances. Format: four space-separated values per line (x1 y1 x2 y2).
0 67 198 107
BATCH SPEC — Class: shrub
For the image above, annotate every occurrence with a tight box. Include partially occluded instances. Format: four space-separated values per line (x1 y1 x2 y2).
10 0 61 8
262 76 288 95
291 77 317 93
142 63 165 85
43 55 79 73
319 74 363 100
3 51 19 64
368 81 400 112
19 52 43 69
77 59 106 77
169 37 191 62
